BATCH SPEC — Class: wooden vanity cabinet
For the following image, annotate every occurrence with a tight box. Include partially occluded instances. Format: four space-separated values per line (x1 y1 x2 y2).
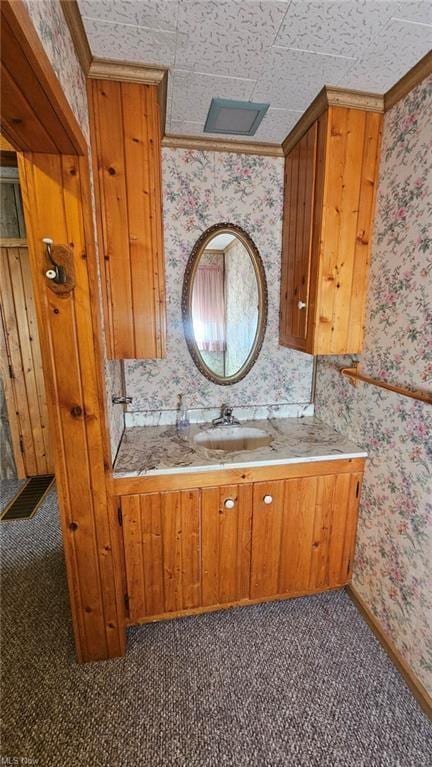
250 473 361 600
280 102 382 355
118 461 363 625
88 79 166 360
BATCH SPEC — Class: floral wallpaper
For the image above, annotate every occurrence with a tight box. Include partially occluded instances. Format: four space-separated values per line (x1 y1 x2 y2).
124 148 313 411
315 74 432 695
224 237 259 378
22 0 89 139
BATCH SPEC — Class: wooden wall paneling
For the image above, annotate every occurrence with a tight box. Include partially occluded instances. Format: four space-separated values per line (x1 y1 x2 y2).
89 79 166 360
309 474 337 589
341 473 362 581
174 490 201 609
278 477 317 593
202 483 252 606
86 82 113 358
279 151 293 345
0 300 26 478
327 108 366 354
313 107 348 354
306 111 328 353
4 246 51 473
122 490 201 621
18 152 125 660
141 492 165 616
90 80 134 358
0 0 85 155
147 85 166 358
122 83 165 358
310 106 382 355
121 494 146 622
20 248 52 470
298 124 317 343
346 111 382 351
292 131 307 340
112 457 366 496
1 12 75 154
0 63 59 153
250 480 286 599
0 246 38 474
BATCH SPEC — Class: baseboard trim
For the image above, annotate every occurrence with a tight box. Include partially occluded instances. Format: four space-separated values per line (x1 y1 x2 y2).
346 585 432 719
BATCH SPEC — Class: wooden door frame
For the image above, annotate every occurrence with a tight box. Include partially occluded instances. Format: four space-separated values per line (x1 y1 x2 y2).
1 0 125 661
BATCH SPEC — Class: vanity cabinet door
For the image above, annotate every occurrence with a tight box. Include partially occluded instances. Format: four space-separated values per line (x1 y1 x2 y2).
250 472 361 600
121 490 201 622
279 121 317 352
201 484 252 606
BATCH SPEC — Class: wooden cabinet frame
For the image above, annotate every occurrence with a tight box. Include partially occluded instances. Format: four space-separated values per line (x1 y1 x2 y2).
280 90 383 355
115 458 364 627
1 0 125 661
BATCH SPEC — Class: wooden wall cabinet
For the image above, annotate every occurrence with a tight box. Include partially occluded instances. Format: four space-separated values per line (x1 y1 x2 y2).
89 79 166 360
280 103 382 355
119 461 363 625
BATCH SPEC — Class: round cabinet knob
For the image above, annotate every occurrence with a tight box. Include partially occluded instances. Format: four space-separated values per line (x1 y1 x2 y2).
263 495 273 505
45 269 57 280
224 498 235 509
298 301 307 310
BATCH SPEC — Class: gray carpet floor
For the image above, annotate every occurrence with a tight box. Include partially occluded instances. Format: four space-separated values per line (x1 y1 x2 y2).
1 478 431 767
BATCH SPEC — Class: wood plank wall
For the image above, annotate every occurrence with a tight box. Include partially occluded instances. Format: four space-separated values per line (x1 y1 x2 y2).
0 244 52 476
18 152 125 661
89 80 166 360
310 107 382 354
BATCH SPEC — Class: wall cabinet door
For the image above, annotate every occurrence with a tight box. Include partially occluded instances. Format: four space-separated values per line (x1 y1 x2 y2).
279 104 382 355
89 79 166 360
201 484 252 606
121 490 201 622
250 473 361 600
279 121 317 352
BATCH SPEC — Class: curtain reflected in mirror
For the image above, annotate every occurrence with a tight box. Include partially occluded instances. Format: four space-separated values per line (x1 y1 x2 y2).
183 224 267 385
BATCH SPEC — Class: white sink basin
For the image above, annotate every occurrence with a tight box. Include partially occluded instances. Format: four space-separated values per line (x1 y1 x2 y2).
193 425 273 452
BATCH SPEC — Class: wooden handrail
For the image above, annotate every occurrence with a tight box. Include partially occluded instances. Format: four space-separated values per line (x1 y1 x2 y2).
340 365 432 405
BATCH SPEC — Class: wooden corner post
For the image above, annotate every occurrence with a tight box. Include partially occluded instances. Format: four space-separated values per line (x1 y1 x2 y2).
18 153 126 662
1 0 126 660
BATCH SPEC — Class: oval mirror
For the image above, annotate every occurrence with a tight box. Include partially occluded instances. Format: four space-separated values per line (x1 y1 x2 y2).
182 223 267 385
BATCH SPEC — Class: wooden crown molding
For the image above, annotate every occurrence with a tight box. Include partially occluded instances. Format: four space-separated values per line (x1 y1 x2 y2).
282 85 384 155
347 585 432 720
162 134 284 157
61 0 430 155
60 0 91 73
60 3 166 84
88 58 167 85
385 50 432 111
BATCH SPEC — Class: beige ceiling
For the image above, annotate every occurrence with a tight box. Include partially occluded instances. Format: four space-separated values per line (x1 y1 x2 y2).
78 0 432 143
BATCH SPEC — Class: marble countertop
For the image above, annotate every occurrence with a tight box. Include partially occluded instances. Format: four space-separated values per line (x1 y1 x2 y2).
113 416 367 478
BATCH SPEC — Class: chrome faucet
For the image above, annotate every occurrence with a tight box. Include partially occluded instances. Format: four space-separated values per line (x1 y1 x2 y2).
212 404 240 427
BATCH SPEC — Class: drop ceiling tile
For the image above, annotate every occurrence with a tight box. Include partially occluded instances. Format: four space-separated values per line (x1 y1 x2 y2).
170 70 255 123
390 0 432 26
274 0 401 58
82 16 178 64
175 0 290 78
169 119 255 142
168 105 301 144
343 19 432 92
79 0 179 31
253 108 302 143
253 47 348 110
